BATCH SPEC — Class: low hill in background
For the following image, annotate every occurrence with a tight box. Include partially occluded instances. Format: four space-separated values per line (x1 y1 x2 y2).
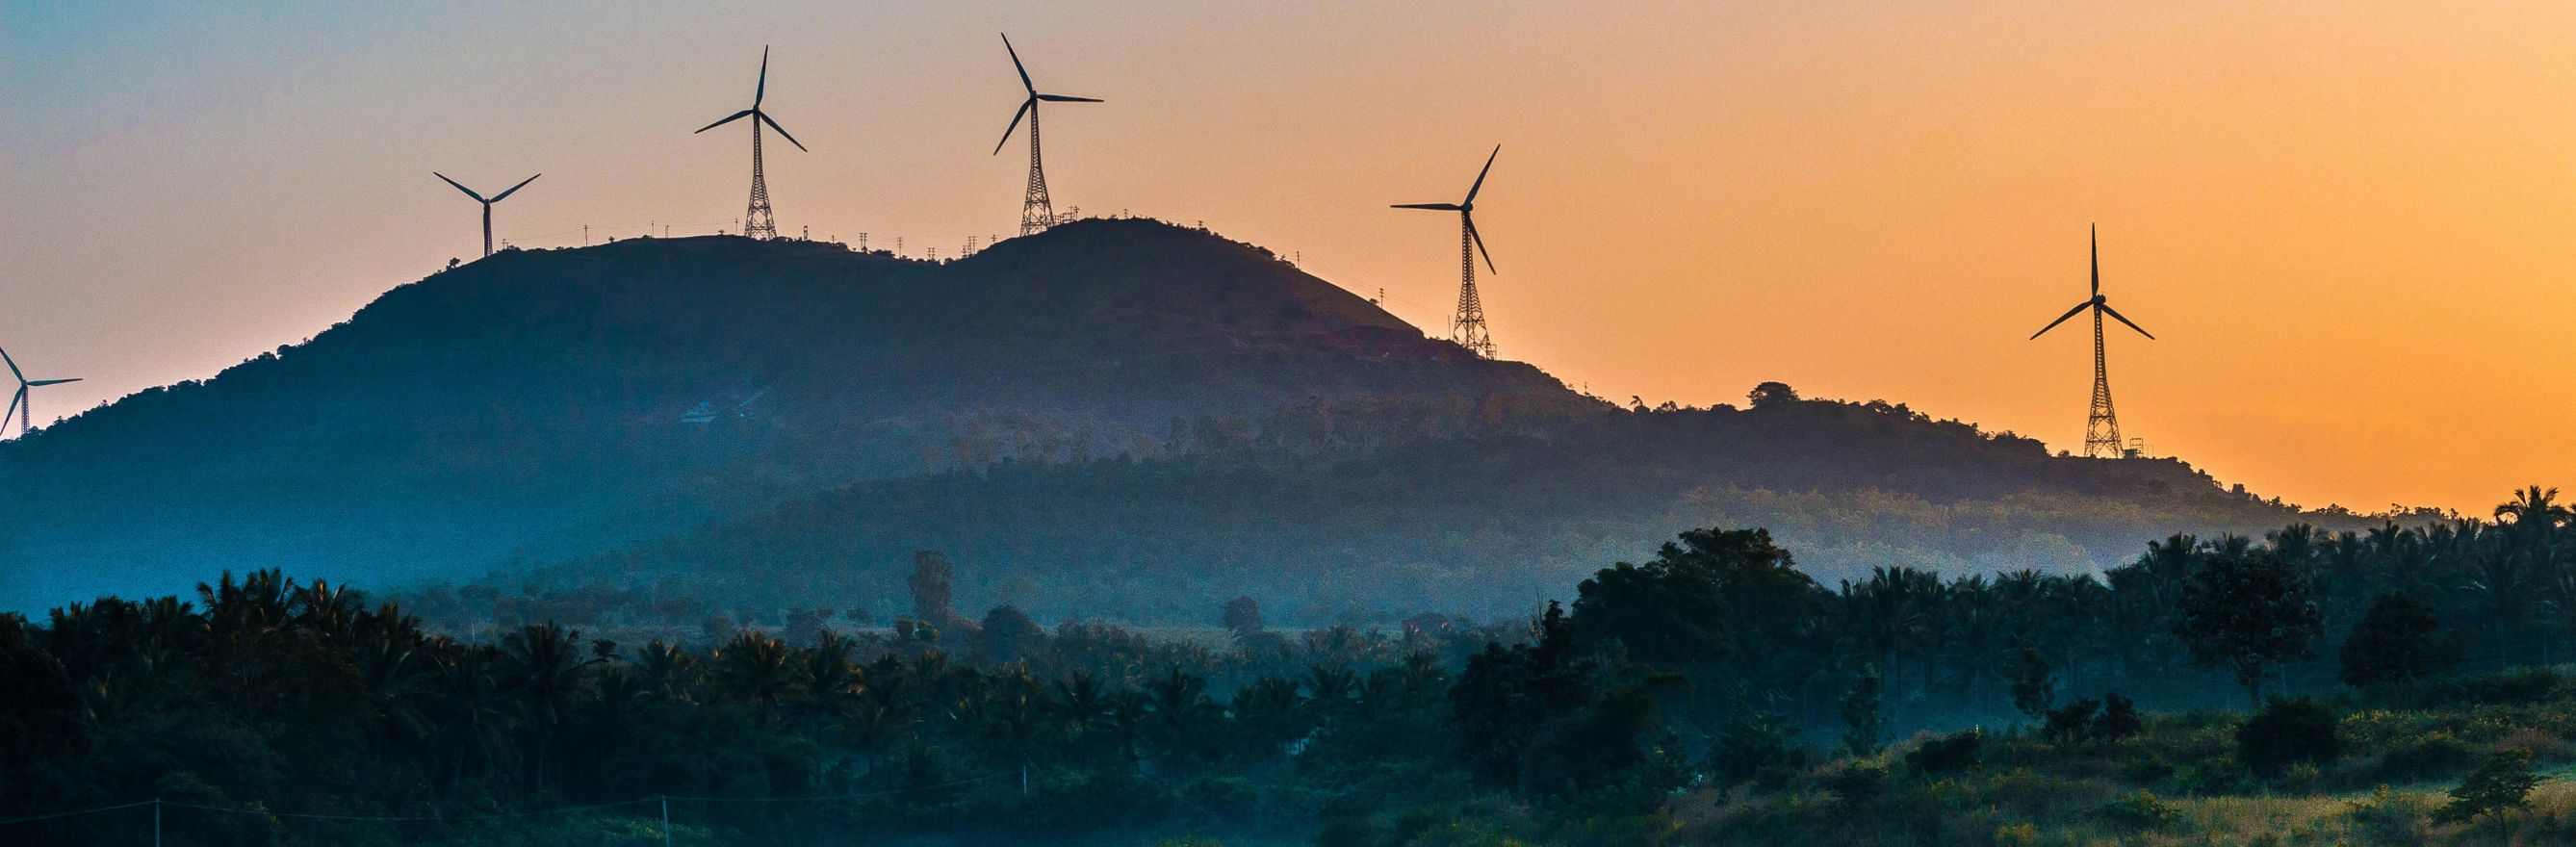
0 218 1574 607
486 393 2348 629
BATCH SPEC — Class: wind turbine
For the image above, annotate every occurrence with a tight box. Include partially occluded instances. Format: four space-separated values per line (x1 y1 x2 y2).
2030 225 2154 458
1392 145 1503 359
432 172 540 258
696 45 806 241
2 346 81 439
992 34 1101 237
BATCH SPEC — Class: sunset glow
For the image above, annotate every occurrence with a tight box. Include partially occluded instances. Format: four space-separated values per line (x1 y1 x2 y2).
6 1 2572 512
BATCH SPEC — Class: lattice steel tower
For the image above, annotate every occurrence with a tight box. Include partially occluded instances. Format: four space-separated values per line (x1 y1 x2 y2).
992 35 1101 238
1018 109 1055 236
744 121 779 240
2081 307 2122 457
2030 226 2155 458
1452 221 1493 358
694 46 806 241
1394 145 1503 359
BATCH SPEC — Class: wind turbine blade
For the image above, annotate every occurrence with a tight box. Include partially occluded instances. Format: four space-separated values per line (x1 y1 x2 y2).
993 99 1032 155
1464 144 1500 204
26 378 80 387
696 109 755 134
756 45 769 107
0 346 20 382
2029 301 2091 340
488 173 541 203
433 172 485 202
1390 203 1462 211
2099 303 2154 340
3 388 17 432
1037 94 1102 102
1001 34 1034 93
1467 215 1496 274
758 113 807 152
2090 223 2099 297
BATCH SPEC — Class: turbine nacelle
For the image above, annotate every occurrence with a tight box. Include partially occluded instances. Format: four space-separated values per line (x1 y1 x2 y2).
434 172 541 207
2030 226 2152 342
696 46 807 152
1391 145 1502 274
992 34 1102 156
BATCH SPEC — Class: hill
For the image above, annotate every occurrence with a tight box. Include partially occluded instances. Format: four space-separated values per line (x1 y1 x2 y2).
0 218 1575 608
487 393 2345 628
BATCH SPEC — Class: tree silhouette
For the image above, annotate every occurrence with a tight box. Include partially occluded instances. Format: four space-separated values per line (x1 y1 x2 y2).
2176 548 2322 706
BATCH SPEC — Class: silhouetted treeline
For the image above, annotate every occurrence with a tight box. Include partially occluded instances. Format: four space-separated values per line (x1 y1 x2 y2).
4 487 2564 844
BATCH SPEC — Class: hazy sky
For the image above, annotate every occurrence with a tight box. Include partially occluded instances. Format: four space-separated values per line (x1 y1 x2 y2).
5 1 2572 514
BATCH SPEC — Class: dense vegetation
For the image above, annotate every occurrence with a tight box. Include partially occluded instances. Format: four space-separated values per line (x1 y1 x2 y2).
454 385 2348 626
5 487 2569 845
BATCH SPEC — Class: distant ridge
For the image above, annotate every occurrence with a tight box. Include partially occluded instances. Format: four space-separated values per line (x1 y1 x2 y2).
0 218 1577 608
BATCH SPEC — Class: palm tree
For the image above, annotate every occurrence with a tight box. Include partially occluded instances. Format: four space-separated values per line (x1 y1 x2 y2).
1301 664 1360 726
1049 671 1115 757
634 639 700 704
500 622 594 790
798 630 862 742
1145 666 1215 762
712 630 796 727
1229 675 1304 758
977 668 1049 775
1101 689 1149 771
293 578 366 646
2495 486 2570 547
421 641 520 789
2459 542 2543 665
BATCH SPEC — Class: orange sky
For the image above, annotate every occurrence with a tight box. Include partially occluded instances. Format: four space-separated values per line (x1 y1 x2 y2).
4 2 2571 514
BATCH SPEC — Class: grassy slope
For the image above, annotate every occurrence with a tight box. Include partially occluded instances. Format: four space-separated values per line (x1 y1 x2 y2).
1684 680 2576 846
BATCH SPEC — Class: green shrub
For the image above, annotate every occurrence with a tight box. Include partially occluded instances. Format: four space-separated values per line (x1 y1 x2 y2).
2095 693 2145 741
2434 668 2566 706
2119 756 2176 785
1821 763 1887 806
1904 730 1983 775
2373 731 2475 783
2341 785 2427 845
1709 711 1811 789
2432 749 2538 825
1181 776 1258 821
2173 756 2254 796
2238 697 2341 776
2042 698 2100 746
2096 789 2180 831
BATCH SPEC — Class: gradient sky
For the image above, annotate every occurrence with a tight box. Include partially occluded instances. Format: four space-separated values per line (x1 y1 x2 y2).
5 1 2572 514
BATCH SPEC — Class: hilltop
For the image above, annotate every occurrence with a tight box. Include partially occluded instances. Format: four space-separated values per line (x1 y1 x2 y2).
0 218 1574 607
